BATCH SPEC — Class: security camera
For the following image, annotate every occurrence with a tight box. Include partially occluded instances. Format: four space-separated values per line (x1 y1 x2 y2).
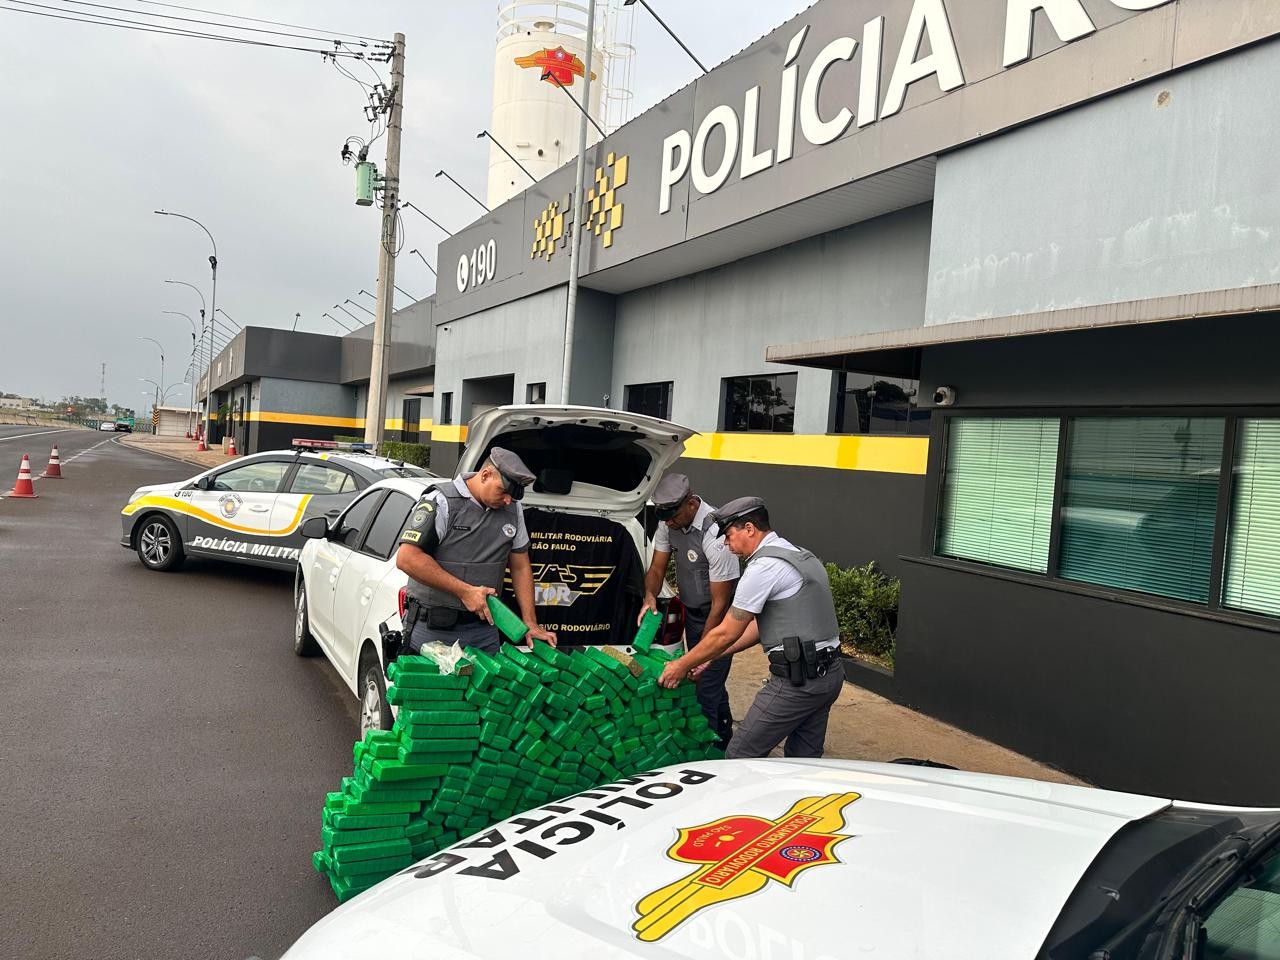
932 385 957 406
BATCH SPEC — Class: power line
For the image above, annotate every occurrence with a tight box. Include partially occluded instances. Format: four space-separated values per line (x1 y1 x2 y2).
36 0 375 45
128 0 388 44
0 1 379 56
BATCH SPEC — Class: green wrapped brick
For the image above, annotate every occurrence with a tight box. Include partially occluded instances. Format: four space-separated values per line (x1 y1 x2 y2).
487 594 529 643
632 609 663 652
330 837 413 865
332 854 414 878
322 824 406 847
371 759 451 781
325 811 412 831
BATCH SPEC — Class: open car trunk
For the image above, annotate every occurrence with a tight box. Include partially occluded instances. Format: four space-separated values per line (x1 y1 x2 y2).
468 405 694 648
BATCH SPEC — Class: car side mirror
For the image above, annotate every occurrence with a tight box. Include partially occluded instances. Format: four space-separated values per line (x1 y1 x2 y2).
194 476 211 491
301 516 330 540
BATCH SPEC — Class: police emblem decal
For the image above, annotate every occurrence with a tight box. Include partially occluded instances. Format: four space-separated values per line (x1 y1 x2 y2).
502 523 517 538
687 549 699 563
633 792 860 942
217 493 243 519
412 510 428 526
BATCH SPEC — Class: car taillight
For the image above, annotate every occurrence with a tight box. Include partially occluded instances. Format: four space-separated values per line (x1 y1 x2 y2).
659 595 686 647
397 586 407 621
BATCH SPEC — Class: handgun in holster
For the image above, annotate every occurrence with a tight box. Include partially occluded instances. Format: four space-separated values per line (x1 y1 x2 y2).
768 636 819 686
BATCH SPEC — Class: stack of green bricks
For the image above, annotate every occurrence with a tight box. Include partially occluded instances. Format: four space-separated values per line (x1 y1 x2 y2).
312 640 721 902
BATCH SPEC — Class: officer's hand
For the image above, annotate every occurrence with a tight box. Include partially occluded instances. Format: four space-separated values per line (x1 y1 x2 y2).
526 624 558 647
658 659 688 689
690 662 709 681
463 585 497 623
637 593 658 626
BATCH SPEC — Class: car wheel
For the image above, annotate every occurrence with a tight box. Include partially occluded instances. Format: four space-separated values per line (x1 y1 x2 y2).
294 574 319 656
358 647 393 740
136 515 184 571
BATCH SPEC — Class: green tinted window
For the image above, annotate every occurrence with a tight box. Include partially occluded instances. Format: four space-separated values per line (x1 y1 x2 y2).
936 418 1059 572
1223 419 1280 617
1059 417 1224 603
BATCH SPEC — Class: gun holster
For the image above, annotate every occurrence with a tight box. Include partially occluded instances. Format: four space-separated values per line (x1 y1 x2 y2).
381 597 421 677
767 637 819 686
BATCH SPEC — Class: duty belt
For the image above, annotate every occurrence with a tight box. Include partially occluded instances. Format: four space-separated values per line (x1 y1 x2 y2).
766 638 838 686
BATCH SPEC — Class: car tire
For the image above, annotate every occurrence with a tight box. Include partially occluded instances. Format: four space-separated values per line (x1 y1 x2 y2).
294 574 319 657
135 514 184 572
358 646 393 740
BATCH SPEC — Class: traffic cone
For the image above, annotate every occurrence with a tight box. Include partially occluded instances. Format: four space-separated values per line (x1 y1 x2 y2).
42 445 63 478
227 436 238 457
196 427 207 452
10 454 38 498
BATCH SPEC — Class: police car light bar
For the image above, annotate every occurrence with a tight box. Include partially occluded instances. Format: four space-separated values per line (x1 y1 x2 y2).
291 439 338 450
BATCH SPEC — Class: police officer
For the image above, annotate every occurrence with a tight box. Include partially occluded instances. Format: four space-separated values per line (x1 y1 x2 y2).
396 447 557 654
657 497 843 759
640 473 740 748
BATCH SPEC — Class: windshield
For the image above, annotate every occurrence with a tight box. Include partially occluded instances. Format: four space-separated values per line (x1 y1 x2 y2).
1198 845 1280 958
1039 809 1280 959
376 465 431 479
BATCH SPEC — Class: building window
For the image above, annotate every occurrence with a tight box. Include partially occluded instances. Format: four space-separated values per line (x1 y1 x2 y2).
1058 417 1224 603
833 374 929 435
936 418 1060 572
723 373 796 433
526 382 546 404
624 381 672 420
402 398 421 444
1223 419 1280 617
440 392 453 426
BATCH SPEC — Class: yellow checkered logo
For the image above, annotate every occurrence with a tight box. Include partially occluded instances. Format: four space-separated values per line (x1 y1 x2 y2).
530 152 628 261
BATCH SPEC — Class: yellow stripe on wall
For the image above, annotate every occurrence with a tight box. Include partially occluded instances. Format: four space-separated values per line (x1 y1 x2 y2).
682 433 929 475
243 412 437 433
432 424 469 444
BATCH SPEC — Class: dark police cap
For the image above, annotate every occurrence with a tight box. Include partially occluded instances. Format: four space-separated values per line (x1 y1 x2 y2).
653 473 691 519
488 447 535 500
710 496 767 535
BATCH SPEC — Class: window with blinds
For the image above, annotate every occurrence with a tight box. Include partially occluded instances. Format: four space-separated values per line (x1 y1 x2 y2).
936 418 1060 572
1058 417 1224 603
1223 420 1280 617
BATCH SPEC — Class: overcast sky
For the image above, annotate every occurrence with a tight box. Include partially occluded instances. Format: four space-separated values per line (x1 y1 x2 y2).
0 0 813 410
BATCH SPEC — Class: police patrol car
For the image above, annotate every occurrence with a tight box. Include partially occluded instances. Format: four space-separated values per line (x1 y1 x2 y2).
120 440 434 573
283 757 1280 959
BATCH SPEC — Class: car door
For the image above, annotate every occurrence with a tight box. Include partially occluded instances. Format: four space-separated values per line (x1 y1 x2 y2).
308 489 384 656
277 461 363 563
331 490 416 681
184 458 292 561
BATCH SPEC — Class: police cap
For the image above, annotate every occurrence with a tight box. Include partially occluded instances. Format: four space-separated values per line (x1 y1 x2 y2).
488 447 535 501
652 472 691 520
710 496 767 535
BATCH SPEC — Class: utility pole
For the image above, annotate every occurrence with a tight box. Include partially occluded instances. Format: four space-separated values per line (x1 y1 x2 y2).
365 32 405 450
561 0 597 404
100 362 106 404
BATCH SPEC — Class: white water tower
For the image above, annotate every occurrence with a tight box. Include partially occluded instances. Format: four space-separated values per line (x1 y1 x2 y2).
489 1 635 208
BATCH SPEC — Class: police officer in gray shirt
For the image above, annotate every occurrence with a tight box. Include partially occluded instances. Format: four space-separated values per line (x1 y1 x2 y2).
640 473 740 749
395 447 557 654
657 497 844 759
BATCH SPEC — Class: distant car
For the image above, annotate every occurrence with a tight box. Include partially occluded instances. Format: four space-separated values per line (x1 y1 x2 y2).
294 405 691 738
120 440 437 573
98 421 117 432
282 758 1280 960
114 419 133 433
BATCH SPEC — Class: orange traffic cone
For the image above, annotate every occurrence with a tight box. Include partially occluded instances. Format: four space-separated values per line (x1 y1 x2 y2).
42 445 63 479
10 454 38 498
227 436 238 456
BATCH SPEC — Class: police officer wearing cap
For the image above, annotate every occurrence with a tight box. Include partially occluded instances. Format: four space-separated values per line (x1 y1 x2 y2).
658 496 843 759
640 473 740 749
395 447 557 654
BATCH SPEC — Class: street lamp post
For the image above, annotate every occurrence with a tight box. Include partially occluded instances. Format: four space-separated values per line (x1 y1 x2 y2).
156 210 218 451
164 278 209 442
137 337 165 409
408 249 437 276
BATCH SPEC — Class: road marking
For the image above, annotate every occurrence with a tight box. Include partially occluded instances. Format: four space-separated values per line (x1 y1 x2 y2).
63 438 114 462
0 428 70 443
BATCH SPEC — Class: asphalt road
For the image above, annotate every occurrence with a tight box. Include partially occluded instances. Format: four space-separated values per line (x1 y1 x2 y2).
0 432 360 959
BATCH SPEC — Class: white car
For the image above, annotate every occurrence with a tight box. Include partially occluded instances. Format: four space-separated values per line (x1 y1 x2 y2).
120 440 435 572
294 405 693 738
283 757 1280 959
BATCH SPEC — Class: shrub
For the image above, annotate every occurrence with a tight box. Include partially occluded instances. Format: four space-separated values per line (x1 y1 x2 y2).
825 562 900 665
333 435 430 469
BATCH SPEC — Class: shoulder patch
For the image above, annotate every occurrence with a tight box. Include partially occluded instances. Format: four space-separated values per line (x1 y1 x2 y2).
401 530 422 543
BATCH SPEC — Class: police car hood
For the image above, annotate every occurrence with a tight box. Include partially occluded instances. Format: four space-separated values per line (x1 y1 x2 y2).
459 405 695 518
283 759 1171 960
124 479 189 503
